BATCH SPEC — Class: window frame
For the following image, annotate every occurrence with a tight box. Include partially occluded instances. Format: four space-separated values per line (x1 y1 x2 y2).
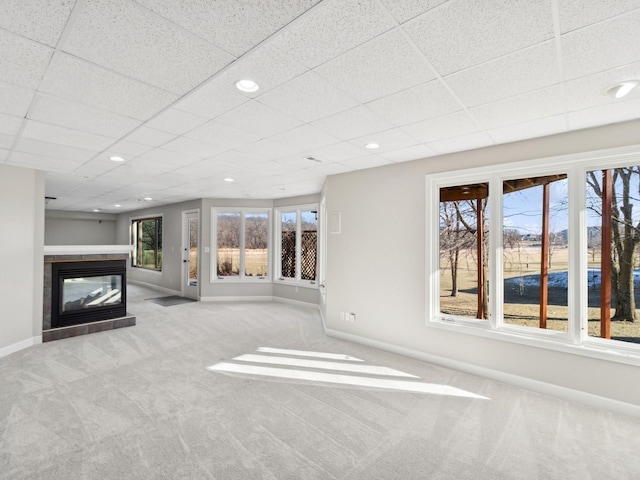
130 214 163 272
210 208 271 283
426 145 640 366
275 204 319 289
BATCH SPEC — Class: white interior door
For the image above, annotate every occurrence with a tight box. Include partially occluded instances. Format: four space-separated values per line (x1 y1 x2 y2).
182 210 199 300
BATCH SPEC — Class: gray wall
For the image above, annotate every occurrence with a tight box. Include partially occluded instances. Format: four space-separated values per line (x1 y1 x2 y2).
0 165 44 352
323 119 640 407
116 195 321 304
45 210 117 245
115 199 202 294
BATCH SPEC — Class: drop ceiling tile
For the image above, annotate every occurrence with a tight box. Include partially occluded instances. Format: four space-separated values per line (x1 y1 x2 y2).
269 0 396 68
107 140 154 158
366 79 462 126
245 160 296 176
45 173 85 194
235 138 301 160
445 41 560 107
429 132 494 155
0 0 74 46
0 148 8 161
379 0 448 24
0 133 14 149
9 151 85 173
162 136 226 159
259 71 359 123
137 0 320 57
22 121 116 151
124 126 176 147
301 142 367 163
29 95 142 138
119 158 179 176
39 53 178 120
146 108 207 135
0 113 23 136
169 160 234 178
0 29 53 89
316 29 436 103
340 154 390 170
63 0 235 95
215 46 309 98
377 144 438 163
137 147 201 167
558 0 640 33
208 151 265 169
72 159 122 178
565 63 640 112
268 125 340 155
402 111 481 143
568 97 640 131
470 85 565 130
13 138 98 162
404 0 554 75
216 100 303 138
310 106 392 141
0 81 35 117
174 78 250 119
562 10 640 80
348 128 419 154
185 121 260 151
488 114 567 144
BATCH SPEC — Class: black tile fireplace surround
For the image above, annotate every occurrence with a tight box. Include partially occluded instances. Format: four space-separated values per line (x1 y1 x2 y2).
51 260 127 328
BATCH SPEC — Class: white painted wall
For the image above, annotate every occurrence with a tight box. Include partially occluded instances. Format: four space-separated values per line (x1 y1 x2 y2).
45 210 117 245
324 119 640 408
0 165 44 355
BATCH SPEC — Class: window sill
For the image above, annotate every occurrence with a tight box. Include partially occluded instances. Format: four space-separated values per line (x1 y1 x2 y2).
130 267 162 275
274 279 318 290
428 317 640 367
212 277 271 284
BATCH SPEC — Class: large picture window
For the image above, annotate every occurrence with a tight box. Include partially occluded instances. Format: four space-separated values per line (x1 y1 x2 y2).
427 147 640 363
212 209 270 281
276 205 318 287
131 216 162 271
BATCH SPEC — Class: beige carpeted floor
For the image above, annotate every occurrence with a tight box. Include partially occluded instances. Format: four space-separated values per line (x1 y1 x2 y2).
1 283 639 479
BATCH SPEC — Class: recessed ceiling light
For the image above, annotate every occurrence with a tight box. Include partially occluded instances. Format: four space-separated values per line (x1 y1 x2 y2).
235 79 259 93
144 197 152 201
365 142 380 149
93 209 100 212
605 80 640 99
114 204 121 208
109 156 125 162
224 177 235 183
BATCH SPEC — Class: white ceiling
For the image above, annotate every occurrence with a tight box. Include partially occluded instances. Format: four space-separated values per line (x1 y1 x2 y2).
1 0 639 212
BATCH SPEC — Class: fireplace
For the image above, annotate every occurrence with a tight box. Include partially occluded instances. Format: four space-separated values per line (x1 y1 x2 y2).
51 260 127 328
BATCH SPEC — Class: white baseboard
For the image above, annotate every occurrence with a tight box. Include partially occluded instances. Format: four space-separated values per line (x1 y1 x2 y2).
128 280 181 297
273 297 320 310
200 295 274 302
325 327 640 419
0 336 41 359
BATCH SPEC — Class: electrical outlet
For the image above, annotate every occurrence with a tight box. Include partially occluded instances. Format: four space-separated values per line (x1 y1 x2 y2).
340 312 345 321
348 313 356 323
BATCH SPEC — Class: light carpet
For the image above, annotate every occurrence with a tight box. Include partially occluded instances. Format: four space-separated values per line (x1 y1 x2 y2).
1 283 639 479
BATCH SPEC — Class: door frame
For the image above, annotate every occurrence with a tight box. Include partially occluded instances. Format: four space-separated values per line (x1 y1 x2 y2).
181 209 200 300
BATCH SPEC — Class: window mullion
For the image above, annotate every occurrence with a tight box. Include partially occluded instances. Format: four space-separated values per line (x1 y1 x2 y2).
569 165 587 344
296 209 302 281
490 176 503 330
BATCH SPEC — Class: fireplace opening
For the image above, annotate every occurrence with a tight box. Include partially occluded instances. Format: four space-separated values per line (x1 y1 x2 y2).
52 260 127 328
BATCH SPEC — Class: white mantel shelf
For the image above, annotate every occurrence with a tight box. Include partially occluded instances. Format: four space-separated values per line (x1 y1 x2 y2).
44 245 134 255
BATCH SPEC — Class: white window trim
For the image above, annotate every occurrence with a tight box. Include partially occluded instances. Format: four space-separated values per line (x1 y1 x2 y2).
130 213 164 273
210 208 271 283
426 144 640 367
274 203 319 289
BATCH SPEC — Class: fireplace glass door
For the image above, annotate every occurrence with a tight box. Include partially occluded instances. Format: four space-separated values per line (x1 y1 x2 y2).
62 275 122 312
